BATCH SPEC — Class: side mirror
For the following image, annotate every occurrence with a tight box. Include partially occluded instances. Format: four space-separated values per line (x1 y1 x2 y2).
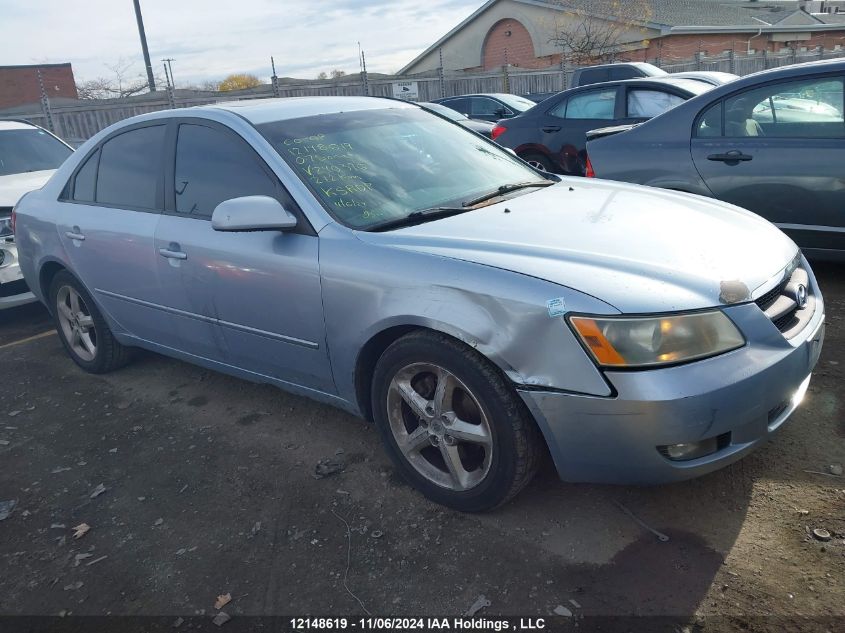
211 196 297 232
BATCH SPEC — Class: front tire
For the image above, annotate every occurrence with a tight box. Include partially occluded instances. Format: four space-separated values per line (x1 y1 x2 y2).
49 271 131 374
372 331 542 511
519 151 555 173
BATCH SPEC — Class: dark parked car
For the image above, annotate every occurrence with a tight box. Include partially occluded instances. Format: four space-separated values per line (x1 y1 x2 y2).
418 102 495 137
493 77 712 174
571 62 664 87
432 93 536 123
585 58 845 258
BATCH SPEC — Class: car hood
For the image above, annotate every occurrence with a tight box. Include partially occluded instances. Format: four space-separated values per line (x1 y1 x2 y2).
356 180 799 313
0 170 55 207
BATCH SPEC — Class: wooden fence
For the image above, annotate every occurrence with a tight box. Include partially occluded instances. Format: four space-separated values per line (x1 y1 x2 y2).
4 47 844 144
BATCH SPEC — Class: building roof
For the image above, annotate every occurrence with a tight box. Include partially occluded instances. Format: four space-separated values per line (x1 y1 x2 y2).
0 63 74 70
399 0 845 74
549 1 843 28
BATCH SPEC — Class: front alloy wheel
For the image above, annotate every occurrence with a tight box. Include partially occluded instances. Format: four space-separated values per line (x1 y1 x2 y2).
372 331 542 511
387 362 493 491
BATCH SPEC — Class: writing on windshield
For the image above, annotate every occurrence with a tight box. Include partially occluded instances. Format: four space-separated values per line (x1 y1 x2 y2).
258 107 543 229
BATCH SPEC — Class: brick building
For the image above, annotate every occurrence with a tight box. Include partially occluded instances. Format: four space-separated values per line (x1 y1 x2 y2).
0 63 78 110
400 0 845 74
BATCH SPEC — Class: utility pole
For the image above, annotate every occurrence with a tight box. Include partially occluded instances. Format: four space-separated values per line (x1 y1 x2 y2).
360 48 369 96
133 0 156 92
163 57 175 88
162 62 175 108
36 69 56 134
271 56 280 97
438 47 446 98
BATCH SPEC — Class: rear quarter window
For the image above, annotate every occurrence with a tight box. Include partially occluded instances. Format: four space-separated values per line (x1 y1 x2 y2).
71 149 99 202
695 102 723 137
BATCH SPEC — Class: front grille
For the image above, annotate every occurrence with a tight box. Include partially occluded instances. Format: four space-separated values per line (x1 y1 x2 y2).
754 263 814 339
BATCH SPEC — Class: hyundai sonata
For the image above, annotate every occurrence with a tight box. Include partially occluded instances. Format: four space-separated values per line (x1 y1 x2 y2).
13 97 824 511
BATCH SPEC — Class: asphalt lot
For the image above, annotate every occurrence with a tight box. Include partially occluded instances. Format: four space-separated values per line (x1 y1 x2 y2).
1 264 843 631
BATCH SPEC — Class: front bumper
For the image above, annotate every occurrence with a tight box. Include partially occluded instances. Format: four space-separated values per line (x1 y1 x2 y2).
0 239 36 310
520 300 825 485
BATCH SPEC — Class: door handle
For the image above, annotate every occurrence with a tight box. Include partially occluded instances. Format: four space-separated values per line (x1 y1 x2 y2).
707 151 753 163
65 225 85 241
541 126 561 133
158 248 187 260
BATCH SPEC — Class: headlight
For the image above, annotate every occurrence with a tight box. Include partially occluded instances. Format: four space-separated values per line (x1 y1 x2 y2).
569 311 745 368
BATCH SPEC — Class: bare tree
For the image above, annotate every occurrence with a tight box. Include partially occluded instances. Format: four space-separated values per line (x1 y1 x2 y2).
75 57 163 99
329 69 347 79
549 0 653 65
316 71 328 80
198 79 221 91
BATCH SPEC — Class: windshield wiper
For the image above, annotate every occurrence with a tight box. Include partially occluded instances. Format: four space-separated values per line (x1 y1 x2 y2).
460 180 555 208
367 206 468 232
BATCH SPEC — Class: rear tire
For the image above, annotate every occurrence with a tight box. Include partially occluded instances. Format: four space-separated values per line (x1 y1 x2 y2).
372 330 542 512
49 270 131 374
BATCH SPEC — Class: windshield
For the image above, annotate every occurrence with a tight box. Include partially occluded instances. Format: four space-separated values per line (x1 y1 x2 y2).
258 107 546 230
0 127 72 176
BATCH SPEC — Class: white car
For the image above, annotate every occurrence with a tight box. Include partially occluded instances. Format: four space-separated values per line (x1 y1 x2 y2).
1 119 73 309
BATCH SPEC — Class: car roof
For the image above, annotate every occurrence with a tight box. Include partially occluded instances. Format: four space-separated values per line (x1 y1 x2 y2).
439 93 516 100
566 76 712 94
739 57 845 84
578 62 664 72
204 96 416 125
0 119 39 131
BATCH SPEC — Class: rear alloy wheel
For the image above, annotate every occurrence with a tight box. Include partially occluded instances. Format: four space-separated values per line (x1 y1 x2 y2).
372 331 542 511
519 152 554 173
49 271 131 374
56 285 97 362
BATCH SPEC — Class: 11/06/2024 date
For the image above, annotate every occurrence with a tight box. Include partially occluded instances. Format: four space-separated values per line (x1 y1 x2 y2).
290 617 549 631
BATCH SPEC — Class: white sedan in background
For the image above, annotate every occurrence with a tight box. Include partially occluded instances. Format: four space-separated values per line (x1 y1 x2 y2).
0 119 73 309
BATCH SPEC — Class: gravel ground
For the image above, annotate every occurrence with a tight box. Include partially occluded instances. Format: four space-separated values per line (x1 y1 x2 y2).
0 264 843 632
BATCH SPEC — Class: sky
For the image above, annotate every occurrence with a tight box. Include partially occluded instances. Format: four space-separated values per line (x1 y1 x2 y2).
0 0 482 86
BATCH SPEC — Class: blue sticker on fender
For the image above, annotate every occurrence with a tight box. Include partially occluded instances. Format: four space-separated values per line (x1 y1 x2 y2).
546 298 566 318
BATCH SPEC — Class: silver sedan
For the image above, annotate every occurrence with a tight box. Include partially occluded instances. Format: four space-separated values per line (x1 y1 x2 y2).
14 97 824 511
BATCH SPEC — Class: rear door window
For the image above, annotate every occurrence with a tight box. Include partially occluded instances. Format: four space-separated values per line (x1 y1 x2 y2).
609 67 642 81
577 68 610 86
627 90 685 118
440 98 469 116
174 123 280 218
725 76 845 138
96 125 166 209
471 97 511 118
562 88 617 119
